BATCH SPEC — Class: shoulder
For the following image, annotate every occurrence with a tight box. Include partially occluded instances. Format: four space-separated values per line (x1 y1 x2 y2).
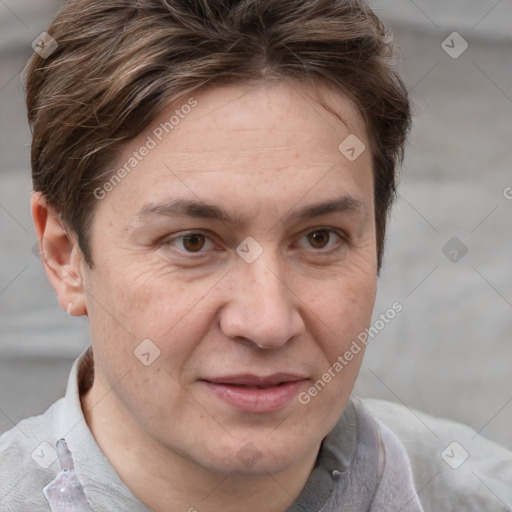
361 397 512 511
0 399 64 512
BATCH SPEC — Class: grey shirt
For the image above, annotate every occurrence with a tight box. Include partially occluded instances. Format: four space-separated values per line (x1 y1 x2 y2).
0 347 510 511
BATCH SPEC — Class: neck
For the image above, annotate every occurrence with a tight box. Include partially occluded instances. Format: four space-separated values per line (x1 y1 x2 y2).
81 381 319 512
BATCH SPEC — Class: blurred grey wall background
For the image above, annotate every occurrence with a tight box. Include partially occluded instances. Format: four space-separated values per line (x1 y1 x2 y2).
1 0 511 452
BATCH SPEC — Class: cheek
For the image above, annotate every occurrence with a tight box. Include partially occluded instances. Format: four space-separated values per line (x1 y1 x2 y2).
83 262 202 420
84 260 218 381
304 273 376 404
87 259 197 333
305 263 376 349
304 271 376 410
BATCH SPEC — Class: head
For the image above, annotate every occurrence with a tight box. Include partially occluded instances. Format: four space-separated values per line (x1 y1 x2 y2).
28 0 411 478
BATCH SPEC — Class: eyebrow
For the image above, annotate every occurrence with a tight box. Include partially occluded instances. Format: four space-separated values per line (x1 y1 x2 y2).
135 196 366 228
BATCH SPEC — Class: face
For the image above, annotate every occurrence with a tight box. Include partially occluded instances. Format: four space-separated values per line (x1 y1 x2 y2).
80 80 377 475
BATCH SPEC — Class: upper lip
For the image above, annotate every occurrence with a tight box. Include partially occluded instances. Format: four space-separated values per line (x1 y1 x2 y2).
202 373 307 387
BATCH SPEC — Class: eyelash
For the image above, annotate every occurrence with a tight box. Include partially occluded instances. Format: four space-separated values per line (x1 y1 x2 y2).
160 227 348 257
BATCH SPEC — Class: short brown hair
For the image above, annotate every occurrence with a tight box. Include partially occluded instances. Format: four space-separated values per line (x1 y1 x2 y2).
26 0 411 271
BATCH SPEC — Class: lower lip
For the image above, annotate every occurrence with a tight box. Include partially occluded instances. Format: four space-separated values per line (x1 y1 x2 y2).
202 380 306 413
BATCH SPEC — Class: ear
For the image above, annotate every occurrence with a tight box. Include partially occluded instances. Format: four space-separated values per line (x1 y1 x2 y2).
31 192 87 317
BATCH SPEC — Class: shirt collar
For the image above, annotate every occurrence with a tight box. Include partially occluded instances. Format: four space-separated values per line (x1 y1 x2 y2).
57 345 152 511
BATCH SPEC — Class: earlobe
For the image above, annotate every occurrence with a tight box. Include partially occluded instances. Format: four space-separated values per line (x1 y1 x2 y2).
31 192 87 316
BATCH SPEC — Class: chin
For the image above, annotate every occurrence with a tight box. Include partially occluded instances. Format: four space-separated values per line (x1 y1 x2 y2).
191 435 308 477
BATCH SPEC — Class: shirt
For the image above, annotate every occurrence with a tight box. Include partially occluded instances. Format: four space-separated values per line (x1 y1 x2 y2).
0 346 510 511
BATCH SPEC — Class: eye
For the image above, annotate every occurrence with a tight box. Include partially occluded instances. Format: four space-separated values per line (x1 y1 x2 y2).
297 228 346 252
164 232 215 254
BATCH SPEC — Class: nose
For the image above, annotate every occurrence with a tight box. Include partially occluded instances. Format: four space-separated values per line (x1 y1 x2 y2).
219 252 305 350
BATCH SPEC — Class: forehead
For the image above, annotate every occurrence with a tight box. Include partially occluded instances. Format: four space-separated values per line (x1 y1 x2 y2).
159 79 366 154
95 79 373 227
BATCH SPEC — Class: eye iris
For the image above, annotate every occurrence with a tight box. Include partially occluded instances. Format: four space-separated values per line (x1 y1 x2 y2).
308 230 330 249
183 234 205 252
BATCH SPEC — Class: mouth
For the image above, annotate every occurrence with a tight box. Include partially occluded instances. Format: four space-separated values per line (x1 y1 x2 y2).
200 373 308 413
